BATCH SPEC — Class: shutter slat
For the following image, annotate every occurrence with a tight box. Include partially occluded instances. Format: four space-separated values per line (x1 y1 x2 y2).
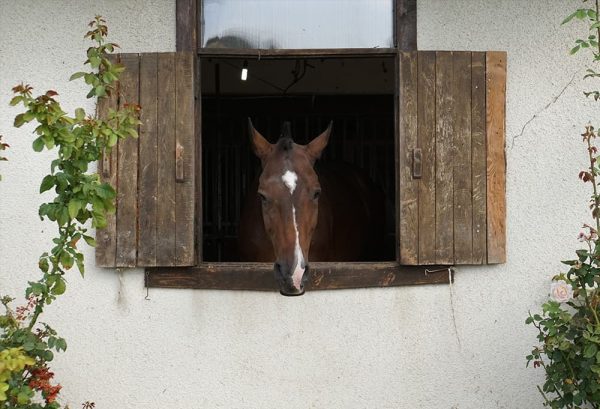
435 51 455 264
486 52 507 264
157 53 177 266
453 52 473 264
471 52 488 264
398 52 419 264
95 52 196 268
116 55 140 267
175 52 196 265
95 58 119 267
138 53 159 266
417 51 436 264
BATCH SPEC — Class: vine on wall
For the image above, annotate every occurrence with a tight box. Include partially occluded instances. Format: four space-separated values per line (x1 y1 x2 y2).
0 16 139 408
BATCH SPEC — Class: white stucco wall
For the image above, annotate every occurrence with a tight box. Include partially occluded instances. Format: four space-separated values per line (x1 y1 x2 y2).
0 1 596 408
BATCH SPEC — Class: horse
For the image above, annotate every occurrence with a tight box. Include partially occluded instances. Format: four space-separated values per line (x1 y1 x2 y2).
238 120 385 296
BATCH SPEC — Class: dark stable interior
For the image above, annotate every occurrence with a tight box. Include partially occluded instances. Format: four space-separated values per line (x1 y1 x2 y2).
201 57 395 262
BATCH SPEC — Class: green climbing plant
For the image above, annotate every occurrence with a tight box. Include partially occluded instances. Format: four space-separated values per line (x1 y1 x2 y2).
0 16 139 408
525 2 600 408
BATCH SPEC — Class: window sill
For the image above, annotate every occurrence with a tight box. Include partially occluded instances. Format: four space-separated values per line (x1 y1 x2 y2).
146 262 452 291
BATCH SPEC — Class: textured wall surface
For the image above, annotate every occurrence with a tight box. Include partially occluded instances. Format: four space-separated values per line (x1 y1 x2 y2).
0 1 596 408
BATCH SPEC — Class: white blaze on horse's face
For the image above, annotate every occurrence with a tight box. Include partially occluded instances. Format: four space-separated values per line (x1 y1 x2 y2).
282 170 305 290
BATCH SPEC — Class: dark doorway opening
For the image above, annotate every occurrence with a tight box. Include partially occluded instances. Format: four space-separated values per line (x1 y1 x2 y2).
201 57 396 262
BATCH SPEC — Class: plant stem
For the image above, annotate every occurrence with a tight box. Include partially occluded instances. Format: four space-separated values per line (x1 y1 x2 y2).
26 299 44 331
536 385 552 406
596 0 600 57
586 137 600 234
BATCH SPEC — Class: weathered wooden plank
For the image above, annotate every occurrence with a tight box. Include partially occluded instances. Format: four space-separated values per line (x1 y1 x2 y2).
176 0 197 52
115 54 139 267
137 53 158 266
435 51 454 264
399 52 419 265
486 51 507 263
157 54 177 266
396 0 417 50
95 55 119 267
417 51 436 264
147 262 452 290
452 52 473 264
175 52 196 265
471 52 487 264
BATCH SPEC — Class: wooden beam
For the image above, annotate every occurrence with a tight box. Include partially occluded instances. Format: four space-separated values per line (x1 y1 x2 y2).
147 262 452 291
396 0 417 51
176 0 197 52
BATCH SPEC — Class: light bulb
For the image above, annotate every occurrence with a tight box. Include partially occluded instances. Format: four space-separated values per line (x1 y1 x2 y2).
241 60 248 81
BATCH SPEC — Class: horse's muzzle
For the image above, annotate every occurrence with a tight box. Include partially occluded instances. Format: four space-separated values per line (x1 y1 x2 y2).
276 263 309 296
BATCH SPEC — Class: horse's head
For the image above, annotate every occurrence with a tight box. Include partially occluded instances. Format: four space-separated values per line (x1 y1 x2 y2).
248 119 331 296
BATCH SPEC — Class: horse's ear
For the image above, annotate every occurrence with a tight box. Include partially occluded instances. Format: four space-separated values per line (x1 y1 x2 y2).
306 121 332 163
248 118 273 161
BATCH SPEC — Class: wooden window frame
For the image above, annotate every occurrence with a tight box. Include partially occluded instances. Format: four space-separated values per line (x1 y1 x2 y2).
146 0 453 291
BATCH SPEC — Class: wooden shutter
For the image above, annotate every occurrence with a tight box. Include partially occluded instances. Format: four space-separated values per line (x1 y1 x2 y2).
96 52 196 267
398 51 506 265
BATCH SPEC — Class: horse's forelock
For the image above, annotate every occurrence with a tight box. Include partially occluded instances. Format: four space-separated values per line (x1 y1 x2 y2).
276 137 294 153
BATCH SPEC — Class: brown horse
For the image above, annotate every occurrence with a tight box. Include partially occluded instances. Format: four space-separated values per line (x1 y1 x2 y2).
238 120 385 296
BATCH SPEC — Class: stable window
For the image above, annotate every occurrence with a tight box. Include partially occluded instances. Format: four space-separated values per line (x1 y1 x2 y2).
95 0 506 291
202 0 393 49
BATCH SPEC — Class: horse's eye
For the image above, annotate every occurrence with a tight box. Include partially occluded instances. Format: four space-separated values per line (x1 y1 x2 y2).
258 192 268 204
313 189 321 200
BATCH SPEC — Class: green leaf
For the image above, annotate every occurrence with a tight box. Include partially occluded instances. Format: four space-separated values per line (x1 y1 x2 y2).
95 85 106 97
75 107 86 121
96 183 115 199
562 10 579 25
52 277 66 295
32 137 45 152
69 71 86 81
75 253 85 277
108 131 118 147
571 45 581 55
40 175 55 193
68 199 82 219
92 210 107 229
38 257 49 273
83 235 96 247
9 96 23 106
60 251 73 269
17 389 31 405
14 113 25 127
56 338 67 352
57 207 69 226
584 343 598 358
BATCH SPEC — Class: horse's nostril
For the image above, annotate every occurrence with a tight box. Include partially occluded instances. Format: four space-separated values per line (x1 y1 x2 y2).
274 262 284 275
